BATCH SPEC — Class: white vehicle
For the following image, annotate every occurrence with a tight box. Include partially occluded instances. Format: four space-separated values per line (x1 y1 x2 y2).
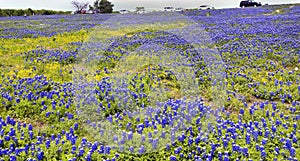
86 10 94 14
164 7 174 12
120 10 130 14
175 8 185 12
136 9 145 14
198 5 214 10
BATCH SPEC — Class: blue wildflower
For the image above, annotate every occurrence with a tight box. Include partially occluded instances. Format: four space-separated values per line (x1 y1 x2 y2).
170 155 177 161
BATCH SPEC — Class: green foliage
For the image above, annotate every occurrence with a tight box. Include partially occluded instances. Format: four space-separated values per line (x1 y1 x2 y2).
0 9 71 17
93 0 114 13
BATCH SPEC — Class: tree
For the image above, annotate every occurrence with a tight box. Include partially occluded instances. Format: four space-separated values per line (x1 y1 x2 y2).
136 7 145 11
16 9 25 16
5 10 13 16
136 7 145 13
88 5 94 11
27 8 35 16
71 1 89 13
93 0 114 13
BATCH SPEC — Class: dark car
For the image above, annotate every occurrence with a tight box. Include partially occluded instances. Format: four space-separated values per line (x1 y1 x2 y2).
240 0 262 7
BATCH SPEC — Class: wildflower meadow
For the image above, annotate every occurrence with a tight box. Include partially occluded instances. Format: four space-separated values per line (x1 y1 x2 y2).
0 4 299 161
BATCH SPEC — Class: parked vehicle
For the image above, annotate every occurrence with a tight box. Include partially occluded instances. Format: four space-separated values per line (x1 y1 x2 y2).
164 7 174 12
175 8 185 12
136 10 145 14
71 9 99 14
120 10 130 14
86 10 94 14
240 0 262 7
93 9 100 14
198 5 214 10
71 10 81 14
136 7 145 14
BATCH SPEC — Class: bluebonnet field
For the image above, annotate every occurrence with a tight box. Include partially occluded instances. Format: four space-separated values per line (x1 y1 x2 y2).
0 4 300 161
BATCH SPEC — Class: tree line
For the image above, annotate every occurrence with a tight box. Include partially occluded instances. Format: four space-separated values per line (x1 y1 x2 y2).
0 0 114 17
72 0 114 13
0 8 71 17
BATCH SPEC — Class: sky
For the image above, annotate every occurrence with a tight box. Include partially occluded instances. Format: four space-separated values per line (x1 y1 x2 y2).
0 0 299 11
